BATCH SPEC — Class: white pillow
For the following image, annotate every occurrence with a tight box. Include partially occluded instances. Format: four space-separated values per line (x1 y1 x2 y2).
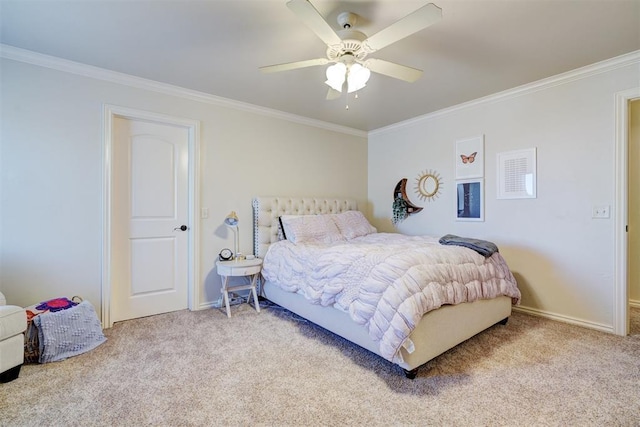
332 210 377 240
278 215 308 240
277 215 299 241
280 214 344 244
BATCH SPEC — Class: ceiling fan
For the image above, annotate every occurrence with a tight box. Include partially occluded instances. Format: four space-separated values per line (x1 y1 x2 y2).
260 0 442 100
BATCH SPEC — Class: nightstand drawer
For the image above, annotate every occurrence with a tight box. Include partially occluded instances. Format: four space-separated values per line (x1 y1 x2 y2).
232 265 261 276
216 259 262 277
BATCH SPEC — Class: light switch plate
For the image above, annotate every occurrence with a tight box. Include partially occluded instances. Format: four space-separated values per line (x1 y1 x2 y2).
592 205 610 219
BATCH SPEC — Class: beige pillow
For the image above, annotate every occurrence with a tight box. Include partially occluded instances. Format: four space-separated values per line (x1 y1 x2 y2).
280 214 344 244
332 210 377 240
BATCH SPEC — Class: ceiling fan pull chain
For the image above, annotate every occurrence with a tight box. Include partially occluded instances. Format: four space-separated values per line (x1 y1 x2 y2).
345 91 362 110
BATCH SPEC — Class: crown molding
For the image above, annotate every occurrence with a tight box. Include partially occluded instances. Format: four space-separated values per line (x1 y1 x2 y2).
3 43 637 139
370 50 640 136
0 44 367 138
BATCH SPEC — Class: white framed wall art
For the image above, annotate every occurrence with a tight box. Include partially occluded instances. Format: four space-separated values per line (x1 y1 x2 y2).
497 148 537 199
456 179 484 221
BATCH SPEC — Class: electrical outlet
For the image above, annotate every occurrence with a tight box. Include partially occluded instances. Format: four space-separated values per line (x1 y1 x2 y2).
592 205 610 219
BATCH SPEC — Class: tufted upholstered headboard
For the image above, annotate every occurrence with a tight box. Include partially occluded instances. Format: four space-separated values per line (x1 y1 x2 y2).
252 197 358 258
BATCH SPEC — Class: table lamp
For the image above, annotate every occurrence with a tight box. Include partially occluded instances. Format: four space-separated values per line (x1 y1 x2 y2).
224 211 240 260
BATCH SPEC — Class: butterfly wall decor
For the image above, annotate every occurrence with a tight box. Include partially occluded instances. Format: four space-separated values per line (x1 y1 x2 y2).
455 135 484 179
460 152 477 164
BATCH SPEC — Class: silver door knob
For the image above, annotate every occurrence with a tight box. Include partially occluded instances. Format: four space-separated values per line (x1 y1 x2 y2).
174 225 188 231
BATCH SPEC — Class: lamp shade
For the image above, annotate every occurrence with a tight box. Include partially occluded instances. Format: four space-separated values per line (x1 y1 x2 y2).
224 211 239 227
325 62 346 92
347 63 370 93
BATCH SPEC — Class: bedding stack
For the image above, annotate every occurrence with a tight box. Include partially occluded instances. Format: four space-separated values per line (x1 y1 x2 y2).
263 210 520 363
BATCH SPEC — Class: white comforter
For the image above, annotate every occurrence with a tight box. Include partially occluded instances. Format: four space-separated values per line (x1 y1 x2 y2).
262 233 521 362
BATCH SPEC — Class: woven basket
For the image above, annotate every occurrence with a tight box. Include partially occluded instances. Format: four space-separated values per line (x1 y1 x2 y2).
23 296 83 364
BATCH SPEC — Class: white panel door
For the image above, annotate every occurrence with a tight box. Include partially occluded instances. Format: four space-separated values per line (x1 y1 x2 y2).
112 117 189 322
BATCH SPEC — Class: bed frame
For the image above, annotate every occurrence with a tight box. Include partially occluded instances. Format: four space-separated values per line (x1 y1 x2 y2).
252 197 511 378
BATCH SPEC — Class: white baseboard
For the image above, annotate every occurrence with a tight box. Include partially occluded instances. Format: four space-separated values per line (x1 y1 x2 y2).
198 301 217 310
194 299 639 328
513 305 614 333
198 294 249 310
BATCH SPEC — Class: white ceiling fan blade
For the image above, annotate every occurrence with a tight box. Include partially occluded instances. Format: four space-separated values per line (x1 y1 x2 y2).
363 3 442 53
260 58 329 73
287 0 342 46
365 58 423 82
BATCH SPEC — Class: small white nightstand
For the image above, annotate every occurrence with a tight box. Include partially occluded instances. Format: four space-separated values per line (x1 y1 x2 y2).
216 258 262 318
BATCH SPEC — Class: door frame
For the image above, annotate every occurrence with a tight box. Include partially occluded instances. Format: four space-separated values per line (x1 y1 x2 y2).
102 105 201 328
614 87 640 336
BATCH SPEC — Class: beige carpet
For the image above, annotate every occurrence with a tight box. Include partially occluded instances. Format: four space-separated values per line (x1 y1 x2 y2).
2 304 639 426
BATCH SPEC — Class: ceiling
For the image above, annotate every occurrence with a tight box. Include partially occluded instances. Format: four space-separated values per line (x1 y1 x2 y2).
1 0 639 132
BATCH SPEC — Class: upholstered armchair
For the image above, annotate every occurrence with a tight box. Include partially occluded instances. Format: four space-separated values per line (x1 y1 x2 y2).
0 291 27 382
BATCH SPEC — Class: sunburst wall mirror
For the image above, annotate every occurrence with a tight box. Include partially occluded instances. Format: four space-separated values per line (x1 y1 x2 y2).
414 170 443 202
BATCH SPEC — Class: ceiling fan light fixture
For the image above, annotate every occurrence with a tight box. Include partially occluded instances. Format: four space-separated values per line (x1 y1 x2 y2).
262 1 443 101
325 62 347 91
347 63 370 93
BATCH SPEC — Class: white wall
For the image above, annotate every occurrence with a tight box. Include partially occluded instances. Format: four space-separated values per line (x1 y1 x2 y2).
2 50 638 331
0 58 368 314
368 58 640 330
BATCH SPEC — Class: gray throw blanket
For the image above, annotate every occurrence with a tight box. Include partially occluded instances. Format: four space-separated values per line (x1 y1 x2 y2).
439 234 499 257
33 300 106 363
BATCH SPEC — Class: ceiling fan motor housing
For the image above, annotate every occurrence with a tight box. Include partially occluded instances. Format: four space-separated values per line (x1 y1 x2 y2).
327 29 368 63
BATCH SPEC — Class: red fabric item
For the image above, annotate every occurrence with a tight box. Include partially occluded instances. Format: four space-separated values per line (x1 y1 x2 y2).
35 297 77 312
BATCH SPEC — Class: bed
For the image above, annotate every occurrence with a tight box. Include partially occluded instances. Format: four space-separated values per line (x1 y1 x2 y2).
252 197 520 378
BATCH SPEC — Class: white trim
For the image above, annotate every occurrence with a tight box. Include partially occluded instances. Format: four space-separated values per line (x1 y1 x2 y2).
101 105 201 328
101 108 113 328
371 50 640 136
614 88 640 336
513 306 613 334
0 44 366 138
199 301 218 310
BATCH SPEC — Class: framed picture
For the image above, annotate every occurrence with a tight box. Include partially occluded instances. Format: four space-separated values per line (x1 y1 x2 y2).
455 135 484 179
456 179 484 221
497 148 537 199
